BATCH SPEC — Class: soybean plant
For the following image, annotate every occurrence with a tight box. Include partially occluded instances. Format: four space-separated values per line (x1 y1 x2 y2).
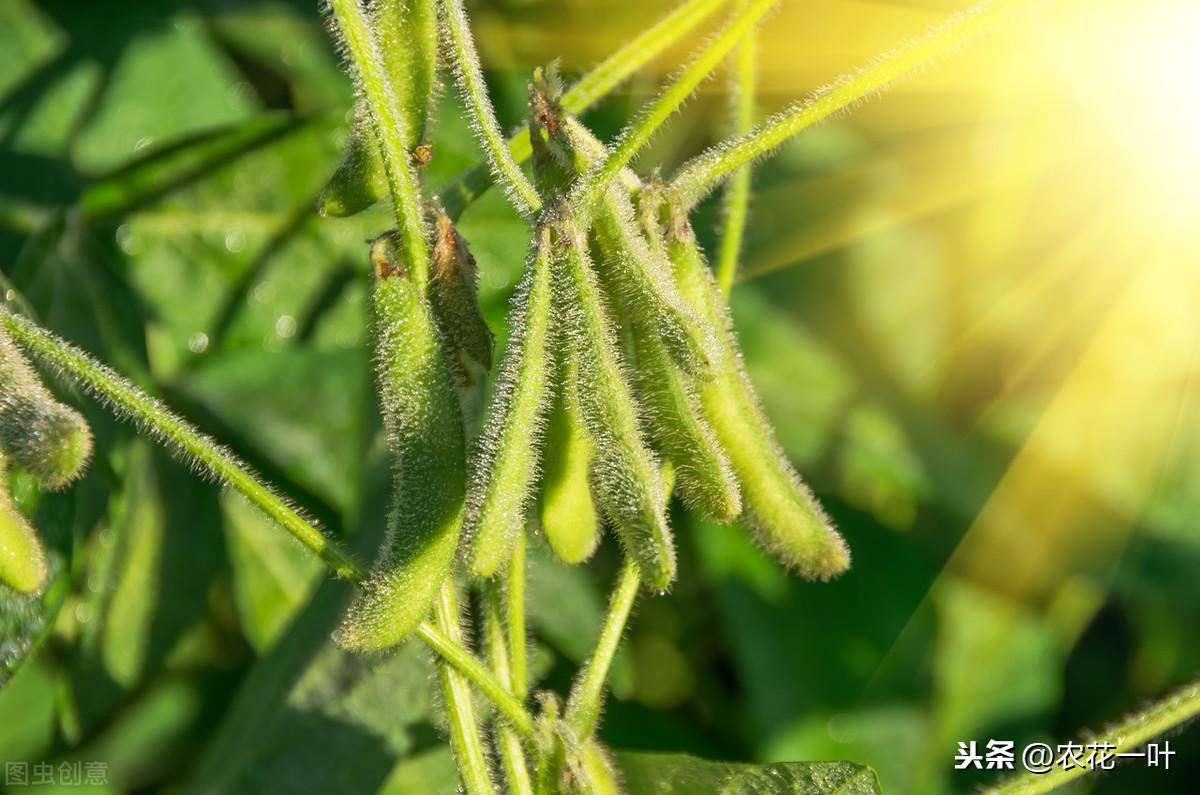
13 2 1184 795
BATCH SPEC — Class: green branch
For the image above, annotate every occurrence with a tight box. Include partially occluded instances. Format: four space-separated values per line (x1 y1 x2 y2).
482 579 535 795
714 15 757 295
435 0 729 218
0 309 538 739
433 582 498 794
567 0 777 224
671 0 1034 209
565 561 641 741
1 310 363 582
439 0 541 216
983 678 1200 794
326 0 431 287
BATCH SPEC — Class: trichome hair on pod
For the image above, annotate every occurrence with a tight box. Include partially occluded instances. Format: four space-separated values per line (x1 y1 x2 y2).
320 0 439 218
427 203 495 382
0 329 92 491
647 188 850 581
538 352 601 565
464 224 556 578
552 215 676 591
338 240 467 650
0 455 46 594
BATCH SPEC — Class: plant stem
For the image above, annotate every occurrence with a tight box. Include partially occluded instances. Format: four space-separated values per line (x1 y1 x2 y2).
326 0 430 288
507 533 529 700
435 0 729 218
1 310 363 583
714 15 757 295
567 0 777 225
433 582 497 795
982 678 1200 794
482 581 535 795
1 309 539 738
439 0 541 217
672 0 1033 209
416 621 537 738
565 561 641 741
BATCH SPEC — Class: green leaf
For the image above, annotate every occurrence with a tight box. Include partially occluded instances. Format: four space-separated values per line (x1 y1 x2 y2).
178 347 370 513
617 752 882 794
221 490 323 653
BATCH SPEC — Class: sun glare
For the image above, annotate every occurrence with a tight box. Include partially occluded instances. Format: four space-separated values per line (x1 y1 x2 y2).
1051 0 1200 225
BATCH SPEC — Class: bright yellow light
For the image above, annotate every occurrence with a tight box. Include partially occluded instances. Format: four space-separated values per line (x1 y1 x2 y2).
1050 0 1200 224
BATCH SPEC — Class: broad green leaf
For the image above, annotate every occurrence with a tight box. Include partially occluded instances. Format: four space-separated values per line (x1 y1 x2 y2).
178 347 370 514
0 654 57 764
70 441 224 731
71 9 257 173
617 752 882 794
221 490 323 653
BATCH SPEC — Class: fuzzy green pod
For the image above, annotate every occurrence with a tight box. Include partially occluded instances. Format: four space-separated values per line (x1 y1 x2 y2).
651 193 849 580
629 318 741 521
337 241 466 650
0 459 45 594
428 204 494 381
554 217 675 590
532 83 718 377
538 357 600 565
0 331 92 491
465 225 556 577
320 0 439 217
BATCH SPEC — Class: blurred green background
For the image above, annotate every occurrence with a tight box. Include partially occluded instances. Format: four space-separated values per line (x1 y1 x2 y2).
2 0 1198 793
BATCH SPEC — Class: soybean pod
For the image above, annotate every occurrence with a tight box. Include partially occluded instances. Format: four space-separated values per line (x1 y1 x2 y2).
465 225 556 577
532 84 717 377
538 355 600 565
427 204 494 382
653 193 849 581
0 330 92 491
0 457 45 594
320 0 439 217
337 238 466 650
553 216 675 590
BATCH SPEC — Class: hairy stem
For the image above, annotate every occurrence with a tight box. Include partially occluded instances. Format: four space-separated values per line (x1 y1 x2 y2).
418 621 536 738
672 0 1033 208
326 0 430 287
483 581 535 795
568 0 777 224
436 0 729 218
714 15 757 295
565 561 641 741
1 310 362 582
1 309 538 737
433 582 497 795
439 0 541 216
507 533 529 700
983 678 1200 794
